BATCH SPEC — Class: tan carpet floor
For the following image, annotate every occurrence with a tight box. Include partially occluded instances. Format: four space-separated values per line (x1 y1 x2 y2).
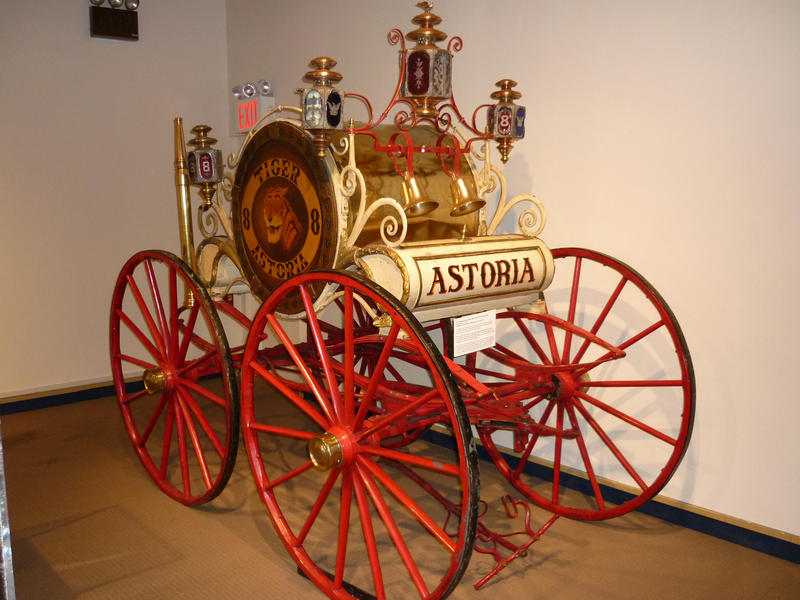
1 395 798 599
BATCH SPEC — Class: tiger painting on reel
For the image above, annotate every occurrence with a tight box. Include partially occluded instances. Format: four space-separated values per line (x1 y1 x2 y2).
262 181 305 259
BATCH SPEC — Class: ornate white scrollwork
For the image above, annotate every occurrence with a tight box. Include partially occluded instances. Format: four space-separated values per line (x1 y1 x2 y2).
197 184 236 241
340 131 408 249
483 165 546 238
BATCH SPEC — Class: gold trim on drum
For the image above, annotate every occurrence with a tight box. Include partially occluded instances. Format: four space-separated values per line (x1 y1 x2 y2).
354 246 411 306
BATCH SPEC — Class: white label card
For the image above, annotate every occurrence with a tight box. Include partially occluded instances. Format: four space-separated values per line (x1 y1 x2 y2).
452 309 496 357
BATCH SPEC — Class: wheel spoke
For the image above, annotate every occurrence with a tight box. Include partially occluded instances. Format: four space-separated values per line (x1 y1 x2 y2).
263 461 315 492
159 402 175 479
114 351 156 371
175 388 213 489
489 341 533 365
353 323 401 430
168 263 179 358
384 360 405 383
543 316 561 365
296 469 340 546
248 423 315 441
250 360 328 430
573 399 648 490
561 255 582 362
116 309 162 361
521 393 548 412
572 275 627 364
300 283 343 422
352 471 386 600
266 314 336 425
355 389 441 443
178 385 225 456
552 404 565 504
358 455 456 553
360 444 459 477
175 348 219 376
144 259 171 361
565 404 605 511
177 376 227 409
139 392 169 445
584 379 686 388
120 388 149 406
355 462 430 598
582 319 665 370
173 399 192 495
126 274 167 358
576 390 678 445
334 470 354 589
343 287 355 418
177 302 202 364
514 315 552 365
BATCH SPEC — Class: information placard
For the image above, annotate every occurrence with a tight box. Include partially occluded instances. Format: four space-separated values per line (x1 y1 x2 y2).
451 309 496 357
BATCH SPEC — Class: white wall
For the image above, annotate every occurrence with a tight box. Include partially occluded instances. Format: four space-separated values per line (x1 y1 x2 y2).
0 1 230 396
226 0 800 536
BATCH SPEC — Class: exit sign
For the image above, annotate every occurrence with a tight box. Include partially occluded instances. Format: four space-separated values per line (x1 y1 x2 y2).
231 96 275 135
236 99 259 132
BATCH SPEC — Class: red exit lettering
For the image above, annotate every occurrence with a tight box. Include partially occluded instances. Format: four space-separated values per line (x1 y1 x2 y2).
238 99 258 131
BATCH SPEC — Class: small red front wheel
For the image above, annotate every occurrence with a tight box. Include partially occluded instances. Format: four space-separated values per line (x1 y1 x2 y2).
241 271 478 600
110 250 239 505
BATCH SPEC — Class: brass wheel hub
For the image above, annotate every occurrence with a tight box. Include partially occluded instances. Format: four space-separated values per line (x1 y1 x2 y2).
307 432 343 471
143 367 166 395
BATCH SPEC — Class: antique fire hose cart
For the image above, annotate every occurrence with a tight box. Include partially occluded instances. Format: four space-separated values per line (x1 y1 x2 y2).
110 4 694 598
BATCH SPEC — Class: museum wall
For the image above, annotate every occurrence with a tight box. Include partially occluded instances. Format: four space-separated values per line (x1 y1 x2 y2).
225 0 800 537
0 2 231 395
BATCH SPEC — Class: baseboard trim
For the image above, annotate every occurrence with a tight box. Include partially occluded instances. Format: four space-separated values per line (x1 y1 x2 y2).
0 382 121 415
2 385 798 564
423 429 800 564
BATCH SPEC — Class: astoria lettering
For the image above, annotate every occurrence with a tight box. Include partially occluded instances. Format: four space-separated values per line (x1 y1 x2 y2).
426 257 536 296
249 243 310 279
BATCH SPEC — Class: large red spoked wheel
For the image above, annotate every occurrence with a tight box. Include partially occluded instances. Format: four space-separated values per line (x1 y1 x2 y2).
241 271 478 600
472 248 694 520
110 250 239 505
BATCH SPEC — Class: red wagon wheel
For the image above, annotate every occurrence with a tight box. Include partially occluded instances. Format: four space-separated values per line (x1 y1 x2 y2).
110 250 239 505
241 271 478 600
471 248 694 520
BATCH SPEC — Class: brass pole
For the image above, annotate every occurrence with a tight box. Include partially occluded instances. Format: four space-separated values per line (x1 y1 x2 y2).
173 117 196 306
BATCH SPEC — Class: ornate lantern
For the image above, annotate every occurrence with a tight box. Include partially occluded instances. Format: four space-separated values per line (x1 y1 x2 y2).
399 2 452 117
300 57 344 157
186 124 223 208
488 79 526 163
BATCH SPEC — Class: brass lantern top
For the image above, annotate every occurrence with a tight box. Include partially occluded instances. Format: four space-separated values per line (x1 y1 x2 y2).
490 79 522 104
406 2 447 48
303 57 343 87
